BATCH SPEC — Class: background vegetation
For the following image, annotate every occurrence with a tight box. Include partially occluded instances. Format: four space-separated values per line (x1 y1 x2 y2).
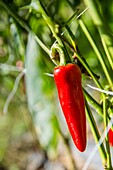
0 0 113 169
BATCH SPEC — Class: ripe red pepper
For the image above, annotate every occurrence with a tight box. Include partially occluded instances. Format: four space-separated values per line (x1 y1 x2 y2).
108 128 113 146
54 63 86 152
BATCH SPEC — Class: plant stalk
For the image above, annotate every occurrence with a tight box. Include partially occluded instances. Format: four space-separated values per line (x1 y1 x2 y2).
37 0 71 64
83 0 113 71
79 19 113 89
103 96 112 169
83 88 103 116
85 99 107 167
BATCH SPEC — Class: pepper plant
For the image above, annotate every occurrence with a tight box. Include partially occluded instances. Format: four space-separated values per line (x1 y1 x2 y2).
0 0 113 169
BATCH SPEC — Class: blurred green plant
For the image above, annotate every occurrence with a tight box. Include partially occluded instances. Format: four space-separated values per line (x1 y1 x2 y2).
0 0 113 170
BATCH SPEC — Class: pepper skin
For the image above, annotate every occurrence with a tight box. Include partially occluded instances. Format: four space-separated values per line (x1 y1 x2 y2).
54 63 86 152
108 128 113 146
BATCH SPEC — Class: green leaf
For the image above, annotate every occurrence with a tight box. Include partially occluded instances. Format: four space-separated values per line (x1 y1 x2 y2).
25 33 58 150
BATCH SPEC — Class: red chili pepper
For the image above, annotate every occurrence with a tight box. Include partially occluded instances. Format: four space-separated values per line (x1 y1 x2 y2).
54 63 86 152
108 128 113 146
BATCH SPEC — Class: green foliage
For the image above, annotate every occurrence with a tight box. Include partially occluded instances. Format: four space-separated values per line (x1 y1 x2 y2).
1 0 113 169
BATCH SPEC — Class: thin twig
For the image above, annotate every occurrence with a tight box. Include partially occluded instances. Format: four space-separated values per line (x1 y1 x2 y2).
76 7 89 19
87 84 113 96
0 64 24 72
3 69 26 115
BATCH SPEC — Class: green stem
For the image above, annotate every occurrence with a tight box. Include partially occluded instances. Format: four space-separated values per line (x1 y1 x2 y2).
65 25 103 90
37 0 62 45
83 87 110 120
75 51 102 89
34 36 50 55
63 9 79 28
99 28 113 71
65 25 77 51
0 0 50 55
83 88 103 116
85 99 107 167
103 96 112 169
37 0 71 64
65 24 109 106
79 19 113 89
83 0 113 70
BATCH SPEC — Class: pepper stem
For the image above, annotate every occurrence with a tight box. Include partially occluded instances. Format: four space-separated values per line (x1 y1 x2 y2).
50 43 66 66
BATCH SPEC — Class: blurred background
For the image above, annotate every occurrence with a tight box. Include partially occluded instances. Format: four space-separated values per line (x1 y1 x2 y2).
0 0 113 170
